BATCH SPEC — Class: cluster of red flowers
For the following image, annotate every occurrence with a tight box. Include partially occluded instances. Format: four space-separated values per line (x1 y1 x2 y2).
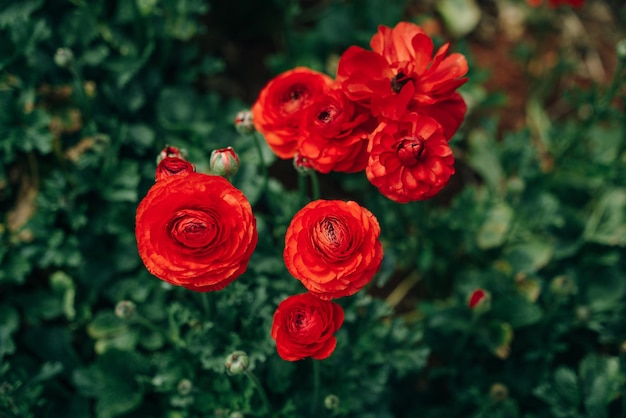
253 21 468 203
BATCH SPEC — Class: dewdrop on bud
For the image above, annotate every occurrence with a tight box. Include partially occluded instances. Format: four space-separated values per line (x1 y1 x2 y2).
467 288 491 314
224 351 249 375
54 48 74 68
114 300 136 319
177 379 193 396
324 394 340 410
293 153 313 175
234 110 254 134
210 147 240 179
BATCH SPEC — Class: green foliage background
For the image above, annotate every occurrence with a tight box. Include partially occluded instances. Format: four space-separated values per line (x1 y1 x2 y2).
1 0 625 417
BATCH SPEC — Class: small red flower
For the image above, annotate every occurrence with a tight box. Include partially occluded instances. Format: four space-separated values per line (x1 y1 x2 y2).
336 22 468 120
155 157 195 181
136 172 258 292
271 293 344 361
298 86 376 173
366 113 455 203
468 289 488 309
252 67 333 159
284 200 383 300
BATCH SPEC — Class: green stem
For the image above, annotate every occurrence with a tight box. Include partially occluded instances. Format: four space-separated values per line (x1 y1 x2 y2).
252 132 269 195
200 292 211 319
312 359 321 417
310 171 320 201
244 369 271 415
298 172 307 203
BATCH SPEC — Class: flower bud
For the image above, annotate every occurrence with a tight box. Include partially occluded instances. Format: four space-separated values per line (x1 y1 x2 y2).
156 157 195 181
293 153 313 175
210 147 240 179
177 379 193 396
549 275 577 297
224 351 249 375
467 288 491 313
54 48 74 68
229 412 244 418
157 145 187 164
489 383 509 402
114 300 136 319
616 39 626 62
234 110 254 134
324 394 340 410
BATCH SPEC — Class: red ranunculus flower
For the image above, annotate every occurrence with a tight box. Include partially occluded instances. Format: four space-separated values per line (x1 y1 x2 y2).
271 292 344 361
366 113 454 203
136 172 258 292
155 157 195 181
252 67 333 159
336 22 468 120
409 92 467 140
298 85 376 173
284 200 383 300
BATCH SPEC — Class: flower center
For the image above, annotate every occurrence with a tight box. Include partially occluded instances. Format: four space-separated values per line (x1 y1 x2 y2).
391 72 411 93
315 105 339 125
168 209 217 249
312 217 352 260
396 136 425 166
281 84 310 114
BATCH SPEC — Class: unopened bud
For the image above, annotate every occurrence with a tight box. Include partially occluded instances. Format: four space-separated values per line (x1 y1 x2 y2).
550 275 576 297
157 145 187 164
225 351 249 375
467 288 491 313
575 306 591 323
324 394 340 410
155 157 195 181
489 383 509 402
234 110 254 135
177 379 193 396
54 48 74 68
616 39 626 61
210 147 240 179
114 300 136 319
293 153 313 175
229 412 244 418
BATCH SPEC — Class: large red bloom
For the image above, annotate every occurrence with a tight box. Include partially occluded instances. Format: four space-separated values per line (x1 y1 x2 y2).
284 200 383 300
366 113 454 203
271 292 344 361
252 67 333 159
336 22 468 120
135 172 258 292
298 85 376 173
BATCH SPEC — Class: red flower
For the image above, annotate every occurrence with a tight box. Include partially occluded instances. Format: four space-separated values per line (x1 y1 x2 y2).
136 172 258 292
298 86 376 173
409 92 467 140
271 293 344 361
527 0 583 7
252 67 334 159
284 200 383 300
366 113 454 203
468 289 488 309
336 22 468 120
155 157 195 181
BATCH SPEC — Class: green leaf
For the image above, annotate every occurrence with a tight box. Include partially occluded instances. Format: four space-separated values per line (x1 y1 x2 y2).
477 202 513 249
584 188 626 247
504 241 553 274
0 305 19 358
492 294 543 328
467 129 504 192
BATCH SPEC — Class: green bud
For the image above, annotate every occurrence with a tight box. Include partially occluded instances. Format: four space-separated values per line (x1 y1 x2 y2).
229 412 244 418
54 48 74 68
234 110 254 134
114 300 136 319
177 379 193 396
616 39 626 61
489 383 509 402
549 275 577 297
324 394 340 410
225 351 249 375
210 147 240 179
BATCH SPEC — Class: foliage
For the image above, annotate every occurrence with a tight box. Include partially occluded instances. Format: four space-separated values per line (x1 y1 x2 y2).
1 0 625 417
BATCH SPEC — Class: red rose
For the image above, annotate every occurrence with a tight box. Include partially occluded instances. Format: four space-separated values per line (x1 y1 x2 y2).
135 172 258 292
366 113 455 203
155 157 195 181
252 67 333 159
336 22 468 119
298 86 376 173
271 292 344 361
284 200 383 300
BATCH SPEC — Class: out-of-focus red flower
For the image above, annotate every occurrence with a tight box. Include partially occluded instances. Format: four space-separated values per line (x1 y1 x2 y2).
366 113 454 203
136 172 258 292
284 200 383 300
527 0 584 7
271 292 344 361
252 67 334 159
155 157 195 181
298 86 376 173
336 22 468 120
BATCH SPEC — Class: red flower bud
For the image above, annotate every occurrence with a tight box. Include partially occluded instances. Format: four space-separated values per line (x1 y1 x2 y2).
468 288 491 312
155 157 195 181
210 147 240 179
234 110 254 134
156 145 186 164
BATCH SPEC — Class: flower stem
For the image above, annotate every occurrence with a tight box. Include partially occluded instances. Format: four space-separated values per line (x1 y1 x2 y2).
200 292 211 319
311 359 321 417
252 132 269 195
310 171 320 201
244 369 271 415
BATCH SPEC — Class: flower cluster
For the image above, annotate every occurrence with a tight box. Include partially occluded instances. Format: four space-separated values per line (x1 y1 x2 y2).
252 21 468 203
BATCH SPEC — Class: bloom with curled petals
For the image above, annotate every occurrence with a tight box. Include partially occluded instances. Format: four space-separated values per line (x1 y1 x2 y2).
336 21 468 120
155 157 195 181
298 86 376 173
366 113 454 203
252 67 334 159
136 172 258 292
271 292 344 361
284 200 383 300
